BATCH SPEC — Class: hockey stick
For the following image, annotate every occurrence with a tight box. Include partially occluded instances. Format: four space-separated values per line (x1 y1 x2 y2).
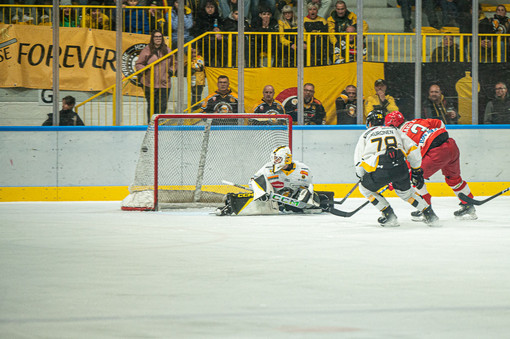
458 187 510 206
333 181 360 205
329 186 389 218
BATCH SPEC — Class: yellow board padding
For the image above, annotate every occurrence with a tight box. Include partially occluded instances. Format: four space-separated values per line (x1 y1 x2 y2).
0 182 509 202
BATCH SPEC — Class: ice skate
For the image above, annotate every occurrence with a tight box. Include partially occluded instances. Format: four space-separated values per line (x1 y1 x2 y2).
378 206 399 227
422 206 439 226
411 210 424 222
215 204 232 216
454 203 477 220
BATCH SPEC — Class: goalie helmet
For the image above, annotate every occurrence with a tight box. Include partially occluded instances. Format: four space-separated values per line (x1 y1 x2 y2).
271 146 292 172
366 110 385 127
385 110 405 128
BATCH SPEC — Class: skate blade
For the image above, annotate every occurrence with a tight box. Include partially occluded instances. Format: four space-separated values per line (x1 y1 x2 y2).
380 221 400 227
454 214 478 221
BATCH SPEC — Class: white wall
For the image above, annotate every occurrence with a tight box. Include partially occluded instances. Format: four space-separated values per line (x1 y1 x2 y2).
0 126 509 188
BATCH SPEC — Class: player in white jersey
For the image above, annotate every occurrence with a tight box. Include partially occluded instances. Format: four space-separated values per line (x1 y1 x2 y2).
216 146 331 215
354 110 439 226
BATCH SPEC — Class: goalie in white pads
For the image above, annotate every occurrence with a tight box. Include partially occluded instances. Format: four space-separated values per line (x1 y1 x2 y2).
216 146 332 215
355 111 439 226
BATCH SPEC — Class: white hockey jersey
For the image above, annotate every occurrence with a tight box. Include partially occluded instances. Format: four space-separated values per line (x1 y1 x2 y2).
253 160 312 195
354 126 422 175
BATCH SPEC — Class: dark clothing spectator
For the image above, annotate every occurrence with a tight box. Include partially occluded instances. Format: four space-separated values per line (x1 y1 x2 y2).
201 89 239 113
399 0 440 32
484 85 510 124
479 13 496 63
222 9 251 67
336 91 357 124
422 95 458 124
42 109 85 126
249 9 279 67
42 95 84 126
430 36 460 62
123 1 148 34
304 6 329 66
284 97 325 125
192 1 225 67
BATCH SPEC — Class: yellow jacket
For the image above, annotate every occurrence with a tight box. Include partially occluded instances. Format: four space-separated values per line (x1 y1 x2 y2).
364 93 399 120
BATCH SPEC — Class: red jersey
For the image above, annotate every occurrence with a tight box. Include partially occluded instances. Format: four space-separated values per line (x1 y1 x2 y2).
400 118 447 156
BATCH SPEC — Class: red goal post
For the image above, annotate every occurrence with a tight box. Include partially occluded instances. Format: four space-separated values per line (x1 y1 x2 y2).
121 114 293 211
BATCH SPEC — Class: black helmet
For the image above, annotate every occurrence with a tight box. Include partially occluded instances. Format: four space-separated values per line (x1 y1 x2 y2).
366 110 385 127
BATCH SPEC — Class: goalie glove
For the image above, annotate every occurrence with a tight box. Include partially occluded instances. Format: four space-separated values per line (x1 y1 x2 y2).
411 167 425 189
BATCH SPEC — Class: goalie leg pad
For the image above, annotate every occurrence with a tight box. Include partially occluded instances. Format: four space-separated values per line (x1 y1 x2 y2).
219 192 279 216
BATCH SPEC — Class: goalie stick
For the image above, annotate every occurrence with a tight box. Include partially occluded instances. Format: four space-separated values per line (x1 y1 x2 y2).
458 187 510 206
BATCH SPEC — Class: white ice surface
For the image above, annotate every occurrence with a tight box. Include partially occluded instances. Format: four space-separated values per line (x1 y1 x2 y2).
1 197 510 338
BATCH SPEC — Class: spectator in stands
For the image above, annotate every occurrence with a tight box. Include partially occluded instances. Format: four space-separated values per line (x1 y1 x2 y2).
284 83 326 125
82 1 112 30
136 30 176 123
335 84 357 124
190 48 205 110
252 85 285 114
222 5 251 68
278 5 298 67
491 5 510 34
168 0 194 49
219 0 250 19
430 35 460 62
249 5 279 67
479 6 496 63
192 0 225 67
251 0 276 20
364 79 398 119
123 0 148 34
304 2 329 66
153 10 169 35
201 75 239 113
276 0 296 13
332 25 366 63
305 0 331 20
42 96 85 126
484 82 510 124
422 83 458 124
61 5 79 27
327 0 368 36
11 0 35 25
399 0 441 32
440 0 459 26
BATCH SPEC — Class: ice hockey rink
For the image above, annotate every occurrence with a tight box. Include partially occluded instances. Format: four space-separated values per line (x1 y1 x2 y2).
1 196 510 338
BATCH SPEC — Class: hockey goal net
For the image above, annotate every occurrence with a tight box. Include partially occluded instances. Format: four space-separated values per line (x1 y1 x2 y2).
121 114 293 210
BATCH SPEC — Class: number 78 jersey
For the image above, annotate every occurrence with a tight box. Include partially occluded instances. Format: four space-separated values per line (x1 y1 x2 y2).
354 126 422 173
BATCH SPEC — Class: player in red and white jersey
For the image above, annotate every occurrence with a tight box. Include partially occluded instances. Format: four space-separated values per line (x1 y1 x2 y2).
385 111 477 220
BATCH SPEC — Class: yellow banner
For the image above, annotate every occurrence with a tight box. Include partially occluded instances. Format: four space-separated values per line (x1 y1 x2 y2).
205 63 384 124
0 23 152 92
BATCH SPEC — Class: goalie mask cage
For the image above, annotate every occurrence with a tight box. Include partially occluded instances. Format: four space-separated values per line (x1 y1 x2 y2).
122 114 293 211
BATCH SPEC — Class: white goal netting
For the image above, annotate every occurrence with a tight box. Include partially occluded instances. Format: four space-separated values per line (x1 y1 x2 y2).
122 114 292 210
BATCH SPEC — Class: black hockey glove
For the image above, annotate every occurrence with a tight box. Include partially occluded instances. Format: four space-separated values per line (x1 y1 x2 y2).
411 168 424 189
